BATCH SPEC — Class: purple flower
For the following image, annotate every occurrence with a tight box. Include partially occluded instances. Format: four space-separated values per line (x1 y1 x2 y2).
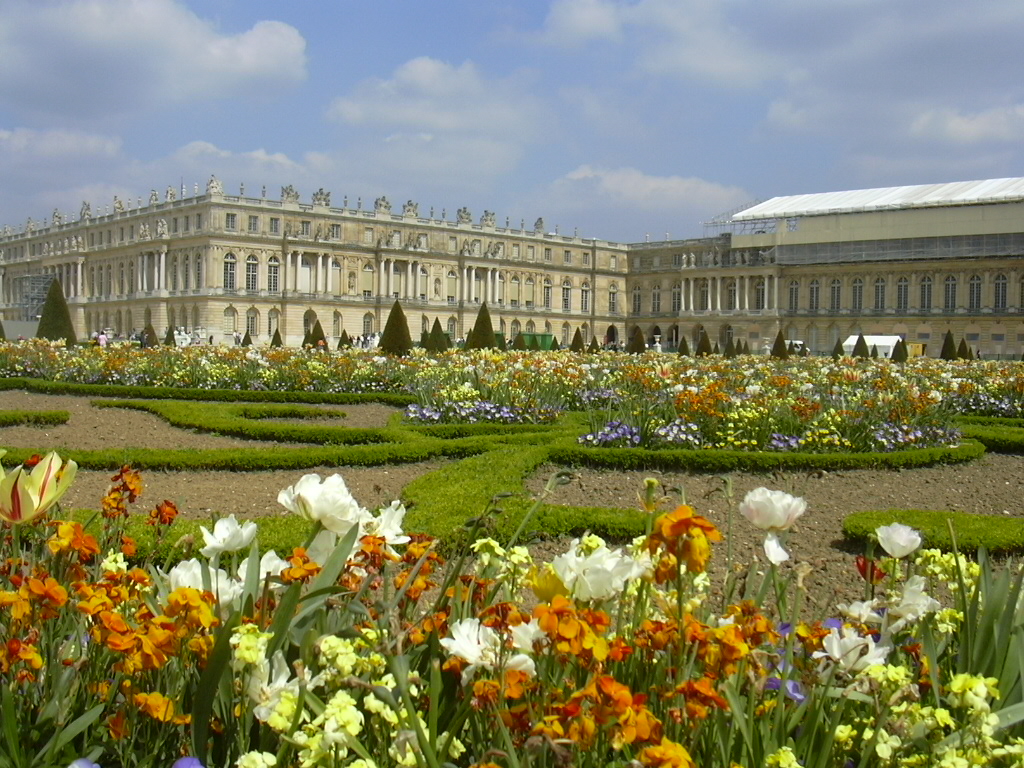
67 761 101 768
172 760 204 768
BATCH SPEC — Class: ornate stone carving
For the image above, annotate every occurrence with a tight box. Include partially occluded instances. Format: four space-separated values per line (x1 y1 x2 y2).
165 186 176 202
139 222 151 240
157 219 167 237
281 185 300 204
206 175 224 195
26 217 35 234
149 189 159 205
402 199 419 217
374 195 392 214
113 196 125 214
480 210 496 228
456 207 472 225
533 217 544 233
52 208 64 227
80 201 91 220
312 188 331 206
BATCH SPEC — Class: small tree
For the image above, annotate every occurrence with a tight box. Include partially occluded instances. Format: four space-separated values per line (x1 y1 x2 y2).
429 319 449 352
940 330 958 360
142 324 158 349
713 341 720 354
831 338 844 360
869 345 879 358
677 335 691 357
271 328 283 347
379 300 413 356
512 333 528 350
890 338 909 363
465 303 497 349
569 328 585 352
625 327 646 354
770 330 789 360
308 319 327 349
723 336 736 358
588 337 600 353
549 337 560 350
956 338 971 360
695 331 712 357
241 331 253 347
337 329 352 349
36 279 77 347
852 334 870 359
164 326 176 346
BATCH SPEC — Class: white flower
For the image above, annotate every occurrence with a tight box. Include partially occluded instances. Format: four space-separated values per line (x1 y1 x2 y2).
100 551 128 574
551 539 649 601
813 626 890 673
886 575 940 633
236 751 276 768
200 514 258 558
876 523 922 559
166 558 243 615
509 620 546 653
362 500 410 550
739 488 806 532
236 550 290 584
836 598 883 624
439 619 535 680
277 473 370 535
762 532 790 565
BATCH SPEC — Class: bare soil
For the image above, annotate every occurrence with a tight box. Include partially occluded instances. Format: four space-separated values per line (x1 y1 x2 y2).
3 389 1023 612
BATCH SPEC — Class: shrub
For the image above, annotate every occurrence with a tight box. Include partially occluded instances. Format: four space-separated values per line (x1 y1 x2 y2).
0 316 5 340
240 331 252 347
570 328 585 352
832 337 844 360
307 319 327 348
940 329 957 360
36 279 77 347
625 327 646 354
957 337 972 360
677 335 690 357
271 328 283 347
852 334 870 359
142 324 159 348
512 332 528 350
770 330 788 360
843 508 1024 554
164 326 176 346
378 300 413 356
588 337 601 352
465 303 497 349
695 331 712 357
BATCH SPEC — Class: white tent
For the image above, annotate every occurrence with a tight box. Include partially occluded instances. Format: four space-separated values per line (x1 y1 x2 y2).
842 335 902 357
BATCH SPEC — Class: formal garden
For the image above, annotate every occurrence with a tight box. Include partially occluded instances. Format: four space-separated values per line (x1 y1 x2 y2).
3 326 1024 767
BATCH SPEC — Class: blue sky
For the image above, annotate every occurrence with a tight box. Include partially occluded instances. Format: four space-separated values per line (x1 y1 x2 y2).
1 0 1023 243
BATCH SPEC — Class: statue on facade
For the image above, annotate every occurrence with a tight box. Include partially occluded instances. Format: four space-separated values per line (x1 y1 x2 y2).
149 189 159 205
26 217 35 234
207 175 224 195
374 195 392 214
533 217 544 233
79 201 91 221
52 208 64 227
281 185 300 204
402 199 419 217
157 218 168 237
113 196 125 214
312 188 331 206
165 186 177 202
480 210 496 228
3 225 12 236
456 207 472 225
63 237 70 252
139 222 151 240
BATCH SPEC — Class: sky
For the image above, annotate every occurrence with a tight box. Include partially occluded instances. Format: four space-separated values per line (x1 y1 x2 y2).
1 0 1023 244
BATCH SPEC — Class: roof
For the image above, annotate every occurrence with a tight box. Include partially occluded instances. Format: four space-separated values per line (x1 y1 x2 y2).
732 178 1024 220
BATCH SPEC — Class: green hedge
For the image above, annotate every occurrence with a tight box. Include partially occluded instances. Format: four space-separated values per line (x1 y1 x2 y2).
550 439 986 472
957 421 1024 454
843 508 1024 555
0 409 69 427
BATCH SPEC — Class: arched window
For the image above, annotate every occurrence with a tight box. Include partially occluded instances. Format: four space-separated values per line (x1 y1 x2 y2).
671 282 681 312
581 282 591 313
873 277 886 310
699 279 709 311
363 313 374 336
808 279 820 311
268 309 280 337
526 320 536 333
182 255 191 290
447 317 457 337
851 278 863 311
246 308 259 337
543 278 552 309
562 279 572 311
268 257 280 293
829 279 841 311
788 280 799 312
754 278 766 310
726 280 737 310
994 274 1007 310
333 311 342 338
609 284 618 314
968 274 982 311
510 319 521 337
245 255 258 292
561 323 571 346
896 277 909 311
118 264 125 295
223 306 238 334
650 284 661 313
944 275 957 311
632 285 642 313
223 253 236 291
168 257 177 291
920 276 933 310
194 255 202 289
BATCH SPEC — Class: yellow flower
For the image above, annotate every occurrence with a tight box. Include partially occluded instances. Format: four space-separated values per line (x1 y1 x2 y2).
0 452 78 524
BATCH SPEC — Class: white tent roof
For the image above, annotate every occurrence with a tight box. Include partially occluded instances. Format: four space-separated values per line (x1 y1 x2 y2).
732 178 1024 220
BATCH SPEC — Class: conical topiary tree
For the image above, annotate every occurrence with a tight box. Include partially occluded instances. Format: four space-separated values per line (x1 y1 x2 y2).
626 327 646 354
513 333 528 350
940 330 957 360
379 300 413 356
465 303 497 349
852 334 870 359
695 331 712 357
142 324 158 349
588 337 600 353
742 339 752 354
890 338 909 363
677 335 691 357
429 319 448 353
550 337 560 350
869 344 878 358
569 328 585 352
271 328 283 347
337 329 351 350
241 331 252 347
713 341 720 354
956 338 971 360
831 337 844 360
36 279 77 347
164 326 176 346
723 336 736 358
308 319 327 349
770 330 789 360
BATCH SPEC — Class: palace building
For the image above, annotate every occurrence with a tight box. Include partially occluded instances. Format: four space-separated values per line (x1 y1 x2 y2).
3 176 1024 356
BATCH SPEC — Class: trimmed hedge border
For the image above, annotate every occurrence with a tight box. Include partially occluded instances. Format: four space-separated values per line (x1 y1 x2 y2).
843 508 1024 555
0 409 69 427
956 417 1024 453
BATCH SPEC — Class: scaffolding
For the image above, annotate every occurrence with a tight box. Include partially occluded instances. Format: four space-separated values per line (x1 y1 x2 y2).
12 273 54 321
702 200 766 238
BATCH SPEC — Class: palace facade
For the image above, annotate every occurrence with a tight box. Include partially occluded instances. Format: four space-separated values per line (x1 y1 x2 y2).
3 176 1024 357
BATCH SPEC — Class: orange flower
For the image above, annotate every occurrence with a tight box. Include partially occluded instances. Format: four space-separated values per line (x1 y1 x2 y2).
0 590 31 622
112 466 144 503
280 548 321 584
638 737 696 768
121 535 137 557
147 500 179 526
647 505 721 576
107 710 128 740
133 691 190 725
47 521 100 560
165 587 218 630
534 596 610 663
669 677 730 721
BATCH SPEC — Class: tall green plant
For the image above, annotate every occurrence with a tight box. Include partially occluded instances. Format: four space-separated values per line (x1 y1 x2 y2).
35 279 77 347
379 300 413 356
465 303 498 349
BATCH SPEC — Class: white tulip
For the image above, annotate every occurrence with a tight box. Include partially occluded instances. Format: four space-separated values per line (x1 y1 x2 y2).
739 488 807 532
200 514 258 558
277 473 370 535
762 532 790 565
875 523 922 559
813 626 890 673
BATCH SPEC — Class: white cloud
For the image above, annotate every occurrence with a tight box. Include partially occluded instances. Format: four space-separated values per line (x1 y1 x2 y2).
910 105 1024 144
0 128 121 159
0 0 306 119
560 165 748 211
542 0 624 44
